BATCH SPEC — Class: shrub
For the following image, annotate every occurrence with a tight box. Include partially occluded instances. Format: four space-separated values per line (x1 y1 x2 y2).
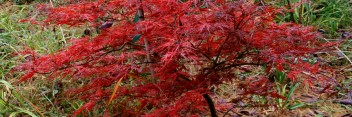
15 0 334 116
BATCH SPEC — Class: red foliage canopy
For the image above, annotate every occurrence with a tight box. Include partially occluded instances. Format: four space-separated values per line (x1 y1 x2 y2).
16 0 334 116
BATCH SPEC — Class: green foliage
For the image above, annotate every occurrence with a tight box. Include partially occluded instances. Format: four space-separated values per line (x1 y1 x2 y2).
275 81 303 110
274 71 303 110
310 0 352 35
275 0 352 37
0 2 80 116
254 71 305 110
0 80 39 116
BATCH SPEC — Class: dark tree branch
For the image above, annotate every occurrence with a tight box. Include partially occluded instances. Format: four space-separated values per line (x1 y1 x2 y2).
203 94 218 117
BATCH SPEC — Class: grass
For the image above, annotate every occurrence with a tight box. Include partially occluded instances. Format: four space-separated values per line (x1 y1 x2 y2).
0 2 53 116
0 1 84 116
274 0 352 37
0 0 351 116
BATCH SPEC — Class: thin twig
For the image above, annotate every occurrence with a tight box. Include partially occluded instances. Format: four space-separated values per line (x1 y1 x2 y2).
322 38 352 65
222 105 236 117
136 0 155 77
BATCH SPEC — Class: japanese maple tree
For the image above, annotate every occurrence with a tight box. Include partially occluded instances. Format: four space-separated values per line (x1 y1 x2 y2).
16 0 334 116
